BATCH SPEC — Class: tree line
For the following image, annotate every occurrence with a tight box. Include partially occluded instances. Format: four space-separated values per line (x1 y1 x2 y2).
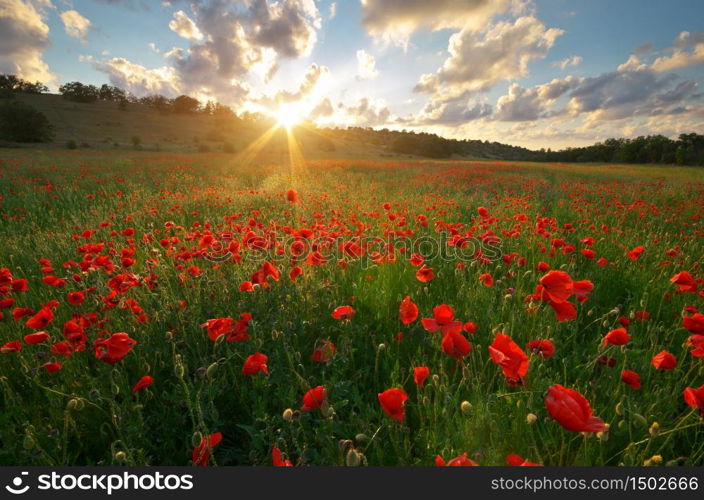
0 73 702 165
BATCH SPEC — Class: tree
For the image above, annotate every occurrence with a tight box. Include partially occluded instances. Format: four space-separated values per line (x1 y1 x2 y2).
173 95 200 114
98 84 126 102
0 101 53 142
0 74 48 93
59 81 99 103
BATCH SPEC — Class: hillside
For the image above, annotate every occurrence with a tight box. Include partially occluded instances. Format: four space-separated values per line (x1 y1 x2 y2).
1 93 394 159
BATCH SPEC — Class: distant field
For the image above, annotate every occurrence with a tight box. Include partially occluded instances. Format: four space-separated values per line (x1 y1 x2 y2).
0 149 702 466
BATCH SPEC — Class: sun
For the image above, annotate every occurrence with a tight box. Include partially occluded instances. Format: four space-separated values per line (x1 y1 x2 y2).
273 104 303 129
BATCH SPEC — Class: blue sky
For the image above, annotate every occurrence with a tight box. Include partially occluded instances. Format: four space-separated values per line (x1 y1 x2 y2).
3 0 704 148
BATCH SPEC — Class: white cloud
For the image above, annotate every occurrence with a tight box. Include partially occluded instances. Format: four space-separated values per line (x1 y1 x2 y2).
168 10 203 41
356 49 378 80
552 55 581 70
60 9 91 43
651 31 704 72
415 17 563 97
328 2 336 19
93 57 182 97
360 0 514 47
0 0 55 85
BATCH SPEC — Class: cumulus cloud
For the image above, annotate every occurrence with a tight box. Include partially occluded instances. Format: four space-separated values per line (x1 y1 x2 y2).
356 49 378 80
92 0 322 107
651 31 704 72
256 62 328 107
344 97 391 125
60 10 91 43
309 97 333 119
360 0 513 47
168 10 203 40
328 2 336 19
408 97 492 125
552 55 581 70
494 77 580 121
415 17 563 97
166 0 321 100
93 57 183 97
0 0 55 84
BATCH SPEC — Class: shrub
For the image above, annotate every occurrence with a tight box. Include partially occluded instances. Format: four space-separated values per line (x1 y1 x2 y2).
65 140 77 149
0 101 53 142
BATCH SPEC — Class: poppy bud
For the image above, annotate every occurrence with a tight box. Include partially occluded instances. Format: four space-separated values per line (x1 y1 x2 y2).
346 448 362 467
115 451 127 462
206 362 218 378
377 343 386 352
649 422 660 436
339 439 353 452
618 420 626 429
615 402 623 415
355 433 368 444
422 396 430 406
191 432 203 448
23 435 35 450
460 401 472 414
283 408 294 422
633 413 647 427
526 413 538 425
66 398 78 410
432 374 440 386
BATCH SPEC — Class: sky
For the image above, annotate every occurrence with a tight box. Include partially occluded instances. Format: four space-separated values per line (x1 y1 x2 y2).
1 0 704 149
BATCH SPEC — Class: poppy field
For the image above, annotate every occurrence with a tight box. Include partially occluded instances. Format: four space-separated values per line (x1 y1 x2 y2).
0 149 703 467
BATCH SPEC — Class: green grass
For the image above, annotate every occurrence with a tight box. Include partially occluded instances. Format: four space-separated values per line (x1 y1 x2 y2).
0 149 702 466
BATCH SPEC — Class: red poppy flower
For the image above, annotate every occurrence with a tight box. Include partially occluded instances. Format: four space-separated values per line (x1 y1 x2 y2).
24 331 50 345
651 350 677 370
1 340 21 354
289 266 303 282
506 453 542 466
242 352 268 376
67 291 85 306
93 332 137 364
415 265 434 283
200 314 252 342
434 453 478 466
413 366 430 387
620 370 641 390
330 304 356 321
544 384 606 433
572 280 594 302
626 245 645 261
399 296 419 325
479 273 494 287
301 385 327 411
26 307 54 329
538 271 573 303
286 189 298 203
42 361 61 374
527 339 555 358
687 334 704 358
132 375 154 393
603 328 631 347
272 447 293 466
441 330 472 361
409 253 424 267
192 432 223 466
488 333 529 385
670 271 698 293
310 340 336 363
549 300 577 322
378 388 408 422
683 313 704 335
683 384 704 417
421 304 462 335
